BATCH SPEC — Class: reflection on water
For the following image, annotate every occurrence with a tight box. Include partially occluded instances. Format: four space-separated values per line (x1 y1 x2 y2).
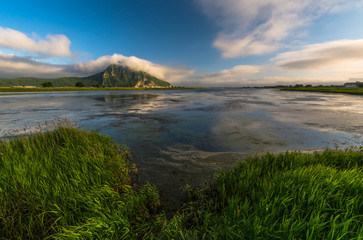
1 88 362 210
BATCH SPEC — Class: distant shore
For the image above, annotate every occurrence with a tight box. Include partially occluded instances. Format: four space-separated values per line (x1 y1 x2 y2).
0 86 206 93
280 86 363 95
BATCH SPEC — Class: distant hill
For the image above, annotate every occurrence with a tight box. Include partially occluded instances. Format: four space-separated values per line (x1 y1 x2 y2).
0 64 171 88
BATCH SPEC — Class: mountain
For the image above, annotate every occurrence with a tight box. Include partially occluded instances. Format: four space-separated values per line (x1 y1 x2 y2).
85 64 171 87
0 65 171 88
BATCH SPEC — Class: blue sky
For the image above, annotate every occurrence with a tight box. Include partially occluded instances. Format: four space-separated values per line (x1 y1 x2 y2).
1 0 363 86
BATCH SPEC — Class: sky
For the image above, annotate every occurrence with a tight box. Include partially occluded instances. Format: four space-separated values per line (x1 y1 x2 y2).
1 0 363 86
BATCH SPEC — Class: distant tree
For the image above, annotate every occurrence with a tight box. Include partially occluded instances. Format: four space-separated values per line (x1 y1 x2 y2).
41 82 53 87
305 84 312 87
294 84 304 88
75 82 85 87
358 82 363 88
95 83 100 88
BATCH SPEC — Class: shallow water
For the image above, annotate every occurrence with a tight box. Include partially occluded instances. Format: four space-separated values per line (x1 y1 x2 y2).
1 88 362 210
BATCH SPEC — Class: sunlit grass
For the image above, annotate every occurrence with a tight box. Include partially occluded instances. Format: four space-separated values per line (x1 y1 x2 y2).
0 125 162 239
280 87 363 95
0 87 204 92
1 123 362 239
162 149 363 239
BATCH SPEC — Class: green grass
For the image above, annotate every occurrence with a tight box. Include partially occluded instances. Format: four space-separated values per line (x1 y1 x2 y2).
163 149 363 239
0 77 98 88
1 124 362 239
280 87 363 95
0 87 203 92
0 125 162 239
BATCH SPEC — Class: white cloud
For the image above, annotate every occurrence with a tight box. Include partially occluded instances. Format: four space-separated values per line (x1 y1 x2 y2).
0 53 66 78
272 39 363 69
0 52 195 83
178 65 261 86
0 27 71 57
181 38 363 86
196 0 362 58
259 39 363 84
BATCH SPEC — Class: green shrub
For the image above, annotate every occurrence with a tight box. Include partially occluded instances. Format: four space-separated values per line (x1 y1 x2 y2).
75 81 85 87
41 81 53 87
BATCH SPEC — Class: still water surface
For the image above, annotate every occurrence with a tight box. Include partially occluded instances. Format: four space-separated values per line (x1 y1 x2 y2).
1 88 362 209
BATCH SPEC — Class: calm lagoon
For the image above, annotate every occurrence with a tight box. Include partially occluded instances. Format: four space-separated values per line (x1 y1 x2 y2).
1 88 362 209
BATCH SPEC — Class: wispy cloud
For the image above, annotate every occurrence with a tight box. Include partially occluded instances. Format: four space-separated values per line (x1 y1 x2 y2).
264 39 363 84
178 65 261 86
0 52 64 78
196 0 362 58
0 27 71 57
181 38 363 86
272 39 363 69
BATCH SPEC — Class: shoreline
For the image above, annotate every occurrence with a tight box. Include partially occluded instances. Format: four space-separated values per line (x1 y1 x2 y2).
1 127 362 239
280 87 363 95
0 86 207 93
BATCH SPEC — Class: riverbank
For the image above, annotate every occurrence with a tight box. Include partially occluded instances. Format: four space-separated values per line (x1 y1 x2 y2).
280 86 363 95
0 86 205 92
1 127 362 239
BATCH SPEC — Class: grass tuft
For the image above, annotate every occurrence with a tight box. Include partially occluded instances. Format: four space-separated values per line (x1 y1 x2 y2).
164 149 363 239
0 126 162 239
